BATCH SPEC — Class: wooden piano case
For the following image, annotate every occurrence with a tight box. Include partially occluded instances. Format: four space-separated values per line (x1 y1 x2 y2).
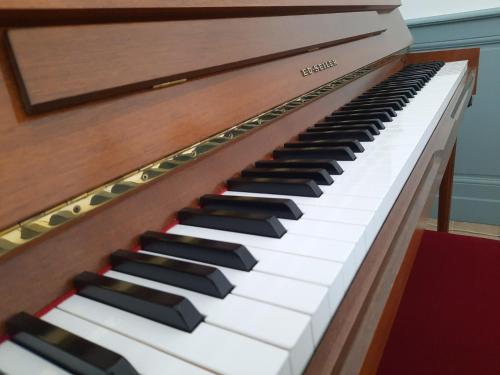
0 1 479 374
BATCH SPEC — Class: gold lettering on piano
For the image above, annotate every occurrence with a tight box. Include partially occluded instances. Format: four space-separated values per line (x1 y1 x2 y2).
301 59 337 77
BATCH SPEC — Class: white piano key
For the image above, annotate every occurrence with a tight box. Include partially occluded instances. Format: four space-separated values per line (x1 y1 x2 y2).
167 224 362 280
248 247 347 311
105 270 314 375
0 340 71 375
138 249 331 344
42 308 212 375
249 246 343 286
223 189 382 212
58 295 292 375
140 241 347 315
279 217 366 243
306 193 382 212
224 189 379 247
299 204 374 227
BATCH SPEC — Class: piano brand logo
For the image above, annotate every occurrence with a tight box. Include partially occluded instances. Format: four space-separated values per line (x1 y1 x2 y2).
301 59 337 77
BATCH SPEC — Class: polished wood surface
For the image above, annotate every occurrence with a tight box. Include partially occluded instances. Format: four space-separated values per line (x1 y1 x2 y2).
0 0 401 9
0 56 404 335
8 12 384 112
438 142 457 232
0 9 411 231
0 1 401 27
304 64 474 375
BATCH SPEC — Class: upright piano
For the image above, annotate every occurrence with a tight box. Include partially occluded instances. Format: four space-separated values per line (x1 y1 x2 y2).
0 2 479 374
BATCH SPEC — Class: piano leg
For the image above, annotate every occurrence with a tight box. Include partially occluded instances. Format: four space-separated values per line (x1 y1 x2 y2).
438 142 457 232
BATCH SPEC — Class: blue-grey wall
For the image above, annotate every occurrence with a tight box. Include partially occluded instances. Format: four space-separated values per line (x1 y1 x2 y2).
408 8 500 225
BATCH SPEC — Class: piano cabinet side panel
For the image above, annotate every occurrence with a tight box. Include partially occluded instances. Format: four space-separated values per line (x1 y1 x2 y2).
304 67 474 375
0 58 405 336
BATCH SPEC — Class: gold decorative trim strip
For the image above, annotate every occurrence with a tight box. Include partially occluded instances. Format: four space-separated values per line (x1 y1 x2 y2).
0 49 407 258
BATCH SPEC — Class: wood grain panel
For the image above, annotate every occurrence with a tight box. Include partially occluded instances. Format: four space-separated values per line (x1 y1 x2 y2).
0 0 401 9
0 56 404 335
0 9 411 230
0 1 400 27
7 12 384 112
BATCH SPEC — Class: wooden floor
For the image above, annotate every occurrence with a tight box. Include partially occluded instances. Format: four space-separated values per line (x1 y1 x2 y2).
425 219 500 241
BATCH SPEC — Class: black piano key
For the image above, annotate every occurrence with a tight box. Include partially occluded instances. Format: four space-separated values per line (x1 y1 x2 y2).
402 66 438 74
386 71 432 79
423 63 444 70
200 194 303 220
403 67 436 75
395 77 430 84
110 250 233 298
386 75 428 83
74 272 204 332
178 207 287 238
402 65 439 73
359 90 413 100
299 129 375 142
390 76 428 83
396 71 432 79
325 111 393 122
350 96 406 107
342 101 403 111
315 118 386 130
254 159 344 175
375 82 423 91
284 139 365 153
378 78 425 87
140 231 257 271
387 74 430 82
332 106 397 117
386 77 429 85
273 146 356 161
227 177 323 197
404 63 440 70
368 87 417 96
306 123 380 135
396 68 434 75
6 313 139 375
355 93 410 103
241 167 333 185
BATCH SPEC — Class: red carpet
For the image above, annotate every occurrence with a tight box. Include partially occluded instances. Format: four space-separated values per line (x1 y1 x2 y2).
378 230 500 375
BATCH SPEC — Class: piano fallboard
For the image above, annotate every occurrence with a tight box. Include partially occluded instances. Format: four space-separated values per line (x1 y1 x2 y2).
0 2 479 374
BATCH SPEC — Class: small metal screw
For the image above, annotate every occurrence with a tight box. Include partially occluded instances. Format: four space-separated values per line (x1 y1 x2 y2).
141 173 149 181
72 205 81 214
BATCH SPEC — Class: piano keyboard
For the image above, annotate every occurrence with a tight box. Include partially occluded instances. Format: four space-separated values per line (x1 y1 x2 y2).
0 60 467 375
